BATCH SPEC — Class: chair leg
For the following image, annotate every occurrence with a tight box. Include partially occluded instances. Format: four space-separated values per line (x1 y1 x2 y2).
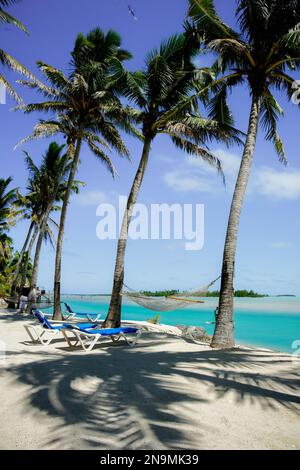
111 335 121 343
86 313 101 323
120 330 142 347
24 324 44 343
61 330 80 348
80 333 101 352
39 329 60 346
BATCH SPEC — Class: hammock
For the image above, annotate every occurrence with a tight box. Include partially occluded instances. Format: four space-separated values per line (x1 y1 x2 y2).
123 276 220 312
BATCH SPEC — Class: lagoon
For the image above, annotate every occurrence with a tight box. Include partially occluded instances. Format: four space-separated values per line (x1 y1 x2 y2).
59 295 300 354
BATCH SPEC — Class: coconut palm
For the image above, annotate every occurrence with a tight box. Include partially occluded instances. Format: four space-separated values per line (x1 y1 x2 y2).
9 144 77 301
0 0 36 102
1 246 33 298
17 28 136 319
103 33 243 328
188 0 300 348
26 143 73 300
0 177 17 258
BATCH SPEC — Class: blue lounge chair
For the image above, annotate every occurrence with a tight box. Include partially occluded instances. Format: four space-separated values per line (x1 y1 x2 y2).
61 323 142 352
24 310 97 346
63 302 102 323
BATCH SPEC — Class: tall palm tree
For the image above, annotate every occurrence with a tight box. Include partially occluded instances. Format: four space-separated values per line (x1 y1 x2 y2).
17 28 136 319
0 0 36 102
103 34 242 328
9 152 58 300
26 143 71 298
9 145 74 301
188 0 300 348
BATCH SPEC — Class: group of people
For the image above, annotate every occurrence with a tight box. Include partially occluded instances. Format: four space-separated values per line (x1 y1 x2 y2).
19 286 49 313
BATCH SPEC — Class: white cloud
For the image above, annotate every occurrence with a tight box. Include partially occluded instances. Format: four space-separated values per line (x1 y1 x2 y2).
76 190 113 206
164 170 214 192
269 241 292 249
188 149 241 178
164 147 300 202
164 148 240 193
254 167 300 200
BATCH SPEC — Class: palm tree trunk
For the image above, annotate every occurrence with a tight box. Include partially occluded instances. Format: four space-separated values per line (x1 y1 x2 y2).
9 221 34 303
211 95 261 349
53 137 82 320
103 137 152 328
19 225 39 296
29 208 52 292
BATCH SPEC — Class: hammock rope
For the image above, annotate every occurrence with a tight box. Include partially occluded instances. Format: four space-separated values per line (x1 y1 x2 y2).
122 276 220 312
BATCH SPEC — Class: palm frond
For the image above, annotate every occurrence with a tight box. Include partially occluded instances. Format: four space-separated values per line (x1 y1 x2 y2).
88 141 117 178
260 90 287 164
0 7 28 33
0 49 36 80
171 134 225 182
17 79 60 98
187 0 239 41
37 61 71 90
0 73 21 102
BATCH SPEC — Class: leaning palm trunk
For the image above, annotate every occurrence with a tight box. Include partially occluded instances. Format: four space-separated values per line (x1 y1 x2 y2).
9 221 34 303
211 96 261 349
53 138 82 320
28 204 53 310
19 225 39 297
103 138 152 328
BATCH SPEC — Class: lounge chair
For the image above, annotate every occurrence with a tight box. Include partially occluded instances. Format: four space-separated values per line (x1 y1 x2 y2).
24 310 97 346
61 324 142 352
63 302 102 322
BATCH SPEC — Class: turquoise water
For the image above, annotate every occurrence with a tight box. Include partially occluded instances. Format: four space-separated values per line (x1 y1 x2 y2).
53 296 300 354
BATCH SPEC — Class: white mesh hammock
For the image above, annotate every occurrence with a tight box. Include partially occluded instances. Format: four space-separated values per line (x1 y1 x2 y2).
122 276 220 312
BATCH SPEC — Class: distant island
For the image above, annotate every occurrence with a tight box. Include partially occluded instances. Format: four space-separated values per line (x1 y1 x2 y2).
206 290 268 298
141 289 268 298
141 290 180 297
275 294 296 297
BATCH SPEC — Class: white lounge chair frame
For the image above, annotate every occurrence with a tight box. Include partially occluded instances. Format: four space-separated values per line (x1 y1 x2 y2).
61 327 142 352
24 323 63 346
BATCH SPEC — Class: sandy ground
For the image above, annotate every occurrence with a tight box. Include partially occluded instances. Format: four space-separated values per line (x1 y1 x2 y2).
0 308 299 450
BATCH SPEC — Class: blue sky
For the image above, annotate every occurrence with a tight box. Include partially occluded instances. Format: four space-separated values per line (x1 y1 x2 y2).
1 0 300 295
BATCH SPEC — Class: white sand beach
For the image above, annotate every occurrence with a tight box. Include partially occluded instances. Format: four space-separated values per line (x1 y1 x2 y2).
0 308 299 450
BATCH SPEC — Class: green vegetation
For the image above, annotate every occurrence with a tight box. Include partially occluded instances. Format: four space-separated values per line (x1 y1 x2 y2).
141 290 179 298
206 290 267 298
146 315 161 325
0 177 32 297
142 289 267 298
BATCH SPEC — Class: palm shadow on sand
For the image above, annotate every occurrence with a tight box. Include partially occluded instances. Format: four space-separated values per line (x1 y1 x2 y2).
5 333 300 449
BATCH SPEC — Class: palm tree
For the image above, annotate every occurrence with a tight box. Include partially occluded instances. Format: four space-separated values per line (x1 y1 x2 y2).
26 143 70 301
1 246 33 298
9 145 74 301
9 218 35 300
103 34 242 328
17 28 136 319
0 0 36 102
188 0 300 348
0 177 17 258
